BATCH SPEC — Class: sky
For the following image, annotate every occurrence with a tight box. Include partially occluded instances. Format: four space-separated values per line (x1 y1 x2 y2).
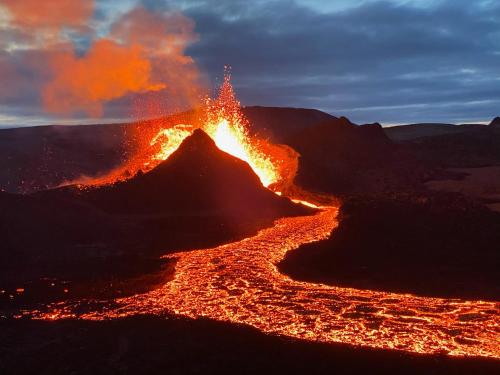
0 0 499 127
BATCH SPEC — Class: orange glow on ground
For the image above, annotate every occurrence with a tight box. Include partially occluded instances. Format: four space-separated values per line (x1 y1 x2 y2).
24 206 500 359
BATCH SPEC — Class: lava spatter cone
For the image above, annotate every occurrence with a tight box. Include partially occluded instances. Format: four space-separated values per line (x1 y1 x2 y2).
83 129 310 218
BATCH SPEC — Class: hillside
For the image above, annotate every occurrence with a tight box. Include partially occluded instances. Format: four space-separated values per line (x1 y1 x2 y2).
288 117 426 194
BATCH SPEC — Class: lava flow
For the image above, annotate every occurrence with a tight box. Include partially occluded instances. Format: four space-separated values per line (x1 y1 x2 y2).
26 206 499 359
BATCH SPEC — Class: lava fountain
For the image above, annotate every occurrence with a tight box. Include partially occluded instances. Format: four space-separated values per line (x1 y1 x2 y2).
203 72 278 187
83 71 295 190
149 71 283 188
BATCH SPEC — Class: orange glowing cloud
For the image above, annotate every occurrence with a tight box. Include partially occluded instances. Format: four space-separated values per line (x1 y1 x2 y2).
0 1 204 119
40 6 204 117
43 40 165 116
111 7 205 118
1 0 93 31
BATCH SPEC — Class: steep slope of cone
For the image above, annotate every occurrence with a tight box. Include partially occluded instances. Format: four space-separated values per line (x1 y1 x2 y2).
82 129 310 217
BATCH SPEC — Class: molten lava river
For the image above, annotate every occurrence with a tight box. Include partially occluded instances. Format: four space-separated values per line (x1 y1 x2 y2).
25 206 499 358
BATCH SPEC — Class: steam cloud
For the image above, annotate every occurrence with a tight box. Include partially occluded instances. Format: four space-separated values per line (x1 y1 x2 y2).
0 0 204 118
42 40 166 116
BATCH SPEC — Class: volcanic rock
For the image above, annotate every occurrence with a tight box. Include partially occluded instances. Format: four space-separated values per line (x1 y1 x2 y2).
279 192 500 300
288 117 422 193
0 189 141 286
489 117 500 127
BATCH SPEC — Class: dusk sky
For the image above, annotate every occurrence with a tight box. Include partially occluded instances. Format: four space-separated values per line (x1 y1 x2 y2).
0 0 499 127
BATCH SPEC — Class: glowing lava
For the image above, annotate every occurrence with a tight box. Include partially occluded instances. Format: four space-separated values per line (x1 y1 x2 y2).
24 206 500 359
202 72 278 187
149 124 194 162
143 71 279 187
71 71 286 190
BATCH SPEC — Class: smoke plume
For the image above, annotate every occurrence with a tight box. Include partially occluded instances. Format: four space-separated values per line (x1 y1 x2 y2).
0 0 204 118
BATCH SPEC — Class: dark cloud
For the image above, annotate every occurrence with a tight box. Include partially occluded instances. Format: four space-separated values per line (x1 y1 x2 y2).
174 0 500 124
1 0 499 125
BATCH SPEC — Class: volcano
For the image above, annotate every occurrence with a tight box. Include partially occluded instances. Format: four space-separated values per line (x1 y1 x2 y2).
77 128 308 217
0 129 310 291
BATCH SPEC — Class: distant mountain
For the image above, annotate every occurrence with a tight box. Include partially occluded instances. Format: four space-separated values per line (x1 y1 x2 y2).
384 121 493 142
384 123 469 141
242 106 335 143
0 123 129 193
287 117 425 194
396 118 500 168
3 108 497 196
380 117 500 169
489 117 500 127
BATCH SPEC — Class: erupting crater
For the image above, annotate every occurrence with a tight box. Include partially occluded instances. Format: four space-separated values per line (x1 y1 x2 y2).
83 71 297 192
